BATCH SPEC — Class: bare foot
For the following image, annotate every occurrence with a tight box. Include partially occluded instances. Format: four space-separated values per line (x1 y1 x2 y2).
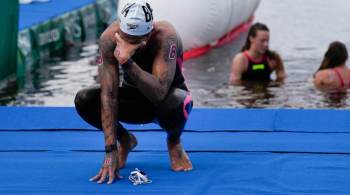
167 141 193 172
118 132 137 169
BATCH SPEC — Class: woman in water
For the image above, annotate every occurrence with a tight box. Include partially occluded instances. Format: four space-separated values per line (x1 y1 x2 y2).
314 41 350 92
230 23 286 85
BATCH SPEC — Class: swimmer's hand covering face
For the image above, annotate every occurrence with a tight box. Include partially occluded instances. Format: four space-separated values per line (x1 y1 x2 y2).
114 33 146 65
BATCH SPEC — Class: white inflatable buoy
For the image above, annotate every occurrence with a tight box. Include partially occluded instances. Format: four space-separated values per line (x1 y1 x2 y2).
118 0 260 53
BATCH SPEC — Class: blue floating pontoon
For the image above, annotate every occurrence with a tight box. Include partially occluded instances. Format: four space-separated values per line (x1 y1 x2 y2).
1 107 350 194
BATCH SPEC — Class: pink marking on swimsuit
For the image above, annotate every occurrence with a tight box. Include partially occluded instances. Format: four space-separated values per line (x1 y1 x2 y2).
176 57 183 70
182 94 192 120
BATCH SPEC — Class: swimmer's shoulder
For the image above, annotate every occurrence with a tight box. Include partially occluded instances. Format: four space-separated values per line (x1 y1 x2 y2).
100 21 120 41
232 52 249 67
314 69 334 86
152 21 179 40
98 22 119 59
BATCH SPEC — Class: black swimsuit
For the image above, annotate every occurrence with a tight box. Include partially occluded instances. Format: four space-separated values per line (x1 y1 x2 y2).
241 51 272 81
74 37 192 140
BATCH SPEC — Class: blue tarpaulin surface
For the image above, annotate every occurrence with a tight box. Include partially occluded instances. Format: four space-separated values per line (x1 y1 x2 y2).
2 107 350 133
1 107 350 194
1 152 350 195
19 0 96 30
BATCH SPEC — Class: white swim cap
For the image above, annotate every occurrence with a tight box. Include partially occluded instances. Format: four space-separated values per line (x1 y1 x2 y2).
119 0 154 36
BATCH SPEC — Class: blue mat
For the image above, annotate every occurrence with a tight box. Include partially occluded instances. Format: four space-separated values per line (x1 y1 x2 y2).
1 131 350 154
0 152 350 194
19 0 95 30
2 107 350 133
1 107 350 194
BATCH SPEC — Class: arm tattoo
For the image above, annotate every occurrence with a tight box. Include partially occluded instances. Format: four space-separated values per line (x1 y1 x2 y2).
99 35 119 146
158 35 177 92
165 37 178 63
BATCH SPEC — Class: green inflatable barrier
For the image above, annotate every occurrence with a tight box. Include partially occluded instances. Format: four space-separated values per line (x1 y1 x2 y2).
0 0 19 87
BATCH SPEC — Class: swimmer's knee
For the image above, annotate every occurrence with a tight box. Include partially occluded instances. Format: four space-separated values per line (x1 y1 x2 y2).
74 89 87 109
158 88 189 112
160 88 193 121
74 87 100 110
157 88 193 141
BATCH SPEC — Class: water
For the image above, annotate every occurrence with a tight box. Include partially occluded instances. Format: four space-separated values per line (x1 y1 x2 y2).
2 0 350 108
185 0 350 108
0 45 100 106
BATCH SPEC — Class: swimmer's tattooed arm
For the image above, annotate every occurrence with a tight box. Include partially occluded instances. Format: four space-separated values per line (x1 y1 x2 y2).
123 35 178 105
99 35 118 147
89 33 121 185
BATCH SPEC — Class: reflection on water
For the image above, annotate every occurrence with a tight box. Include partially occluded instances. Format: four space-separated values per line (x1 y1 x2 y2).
1 0 350 108
322 91 348 108
0 44 99 106
234 82 277 108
